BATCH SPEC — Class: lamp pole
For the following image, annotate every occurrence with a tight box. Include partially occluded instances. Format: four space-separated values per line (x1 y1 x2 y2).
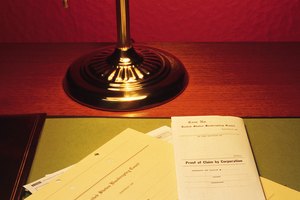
116 0 132 50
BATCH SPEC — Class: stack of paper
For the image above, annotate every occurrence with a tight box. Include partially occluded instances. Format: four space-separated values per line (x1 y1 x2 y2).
24 116 300 200
25 128 178 199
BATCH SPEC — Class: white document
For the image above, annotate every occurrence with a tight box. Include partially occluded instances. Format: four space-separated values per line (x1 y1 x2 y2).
172 116 266 200
24 166 74 193
146 126 172 143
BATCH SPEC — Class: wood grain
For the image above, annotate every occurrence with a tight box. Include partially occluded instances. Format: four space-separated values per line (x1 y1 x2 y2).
0 43 299 117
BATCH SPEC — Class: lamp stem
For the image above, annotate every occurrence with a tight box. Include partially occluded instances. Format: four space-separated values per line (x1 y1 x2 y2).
116 0 131 50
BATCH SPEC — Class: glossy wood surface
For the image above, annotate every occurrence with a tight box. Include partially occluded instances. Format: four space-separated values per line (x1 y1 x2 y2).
0 42 299 117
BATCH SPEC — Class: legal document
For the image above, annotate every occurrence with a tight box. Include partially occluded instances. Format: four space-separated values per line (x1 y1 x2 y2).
172 116 266 200
26 129 178 200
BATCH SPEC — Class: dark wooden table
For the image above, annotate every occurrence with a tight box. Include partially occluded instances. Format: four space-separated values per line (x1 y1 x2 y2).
0 42 299 117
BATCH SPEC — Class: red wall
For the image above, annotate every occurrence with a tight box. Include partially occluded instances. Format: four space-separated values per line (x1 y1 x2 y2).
1 0 300 42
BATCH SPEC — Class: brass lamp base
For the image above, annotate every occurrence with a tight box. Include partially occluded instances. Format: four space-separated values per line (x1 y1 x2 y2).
63 45 188 111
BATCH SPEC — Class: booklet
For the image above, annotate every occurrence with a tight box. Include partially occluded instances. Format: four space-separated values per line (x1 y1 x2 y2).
172 116 266 200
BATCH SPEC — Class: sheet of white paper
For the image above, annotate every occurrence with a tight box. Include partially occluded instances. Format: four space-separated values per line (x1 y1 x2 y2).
146 126 172 143
172 116 266 200
24 166 73 193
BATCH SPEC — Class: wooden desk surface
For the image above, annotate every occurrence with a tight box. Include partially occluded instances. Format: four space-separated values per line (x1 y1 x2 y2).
0 42 299 117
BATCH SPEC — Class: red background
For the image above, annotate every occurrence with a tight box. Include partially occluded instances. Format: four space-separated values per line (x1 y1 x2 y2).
1 0 300 42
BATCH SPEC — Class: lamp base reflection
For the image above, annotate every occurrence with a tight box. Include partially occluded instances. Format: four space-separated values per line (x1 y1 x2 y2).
63 45 188 111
